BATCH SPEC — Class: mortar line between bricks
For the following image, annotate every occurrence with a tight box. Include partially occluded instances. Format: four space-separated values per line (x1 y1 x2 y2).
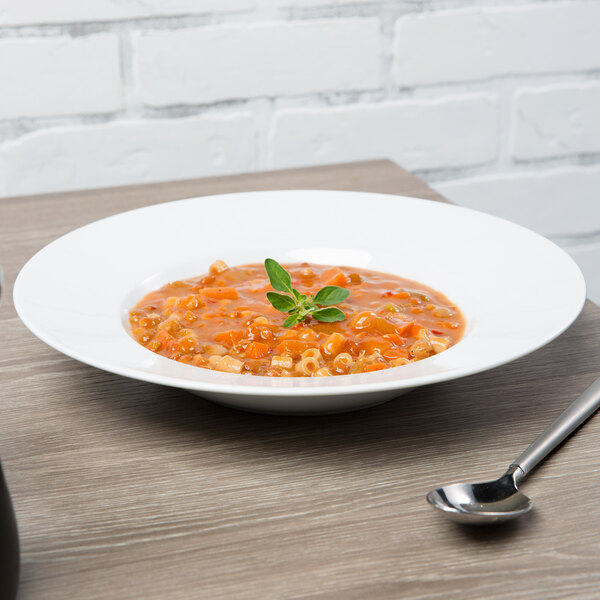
1 1 599 40
0 8 399 38
0 88 498 140
0 76 598 138
3 68 599 136
392 70 600 93
512 152 600 170
415 152 600 183
2 16 599 91
280 0 567 21
0 0 563 37
0 14 249 38
2 125 600 189
118 33 140 116
549 230 600 248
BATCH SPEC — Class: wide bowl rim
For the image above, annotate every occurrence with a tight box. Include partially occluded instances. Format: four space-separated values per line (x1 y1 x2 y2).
13 189 587 398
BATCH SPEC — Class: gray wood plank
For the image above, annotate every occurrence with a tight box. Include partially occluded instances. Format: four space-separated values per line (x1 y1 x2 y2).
1 160 599 600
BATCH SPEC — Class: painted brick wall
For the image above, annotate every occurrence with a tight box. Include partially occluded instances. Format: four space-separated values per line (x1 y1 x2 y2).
0 0 598 301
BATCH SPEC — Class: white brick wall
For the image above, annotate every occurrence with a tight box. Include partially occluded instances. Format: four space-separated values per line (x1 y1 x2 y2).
271 95 497 171
134 20 383 106
393 4 600 86
0 0 599 302
567 244 600 306
0 0 256 25
1 114 256 196
513 83 600 160
436 166 600 238
0 35 122 119
279 0 381 5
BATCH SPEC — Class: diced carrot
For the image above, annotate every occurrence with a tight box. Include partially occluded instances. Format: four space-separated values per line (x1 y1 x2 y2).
155 330 177 353
199 287 239 300
408 323 425 336
209 259 229 275
383 333 404 346
297 328 317 341
351 311 377 331
395 291 410 299
275 339 317 357
176 294 205 310
364 363 388 372
177 336 198 354
215 330 245 346
246 341 271 359
345 340 360 356
395 321 414 336
328 272 348 287
374 317 397 334
382 348 409 360
162 296 177 312
410 307 423 314
154 330 171 343
358 339 392 354
396 321 423 337
281 329 299 340
247 323 275 342
321 267 348 287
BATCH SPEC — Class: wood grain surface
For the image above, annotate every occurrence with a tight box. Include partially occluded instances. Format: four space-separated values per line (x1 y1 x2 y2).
1 160 599 600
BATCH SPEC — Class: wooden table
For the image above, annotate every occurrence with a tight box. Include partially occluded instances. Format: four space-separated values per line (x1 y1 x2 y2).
1 160 599 599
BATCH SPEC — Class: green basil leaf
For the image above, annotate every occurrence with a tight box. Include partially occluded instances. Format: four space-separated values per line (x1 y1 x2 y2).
310 307 346 322
264 258 293 294
283 314 303 328
266 292 296 313
313 285 350 306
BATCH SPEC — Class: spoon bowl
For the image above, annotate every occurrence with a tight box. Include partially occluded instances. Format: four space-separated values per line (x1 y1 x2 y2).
427 377 600 525
427 467 533 524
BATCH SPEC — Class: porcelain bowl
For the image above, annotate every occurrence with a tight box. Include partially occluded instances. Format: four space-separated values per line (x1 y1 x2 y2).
14 190 586 414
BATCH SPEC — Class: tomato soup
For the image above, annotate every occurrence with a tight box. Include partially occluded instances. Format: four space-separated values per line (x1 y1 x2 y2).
129 261 465 377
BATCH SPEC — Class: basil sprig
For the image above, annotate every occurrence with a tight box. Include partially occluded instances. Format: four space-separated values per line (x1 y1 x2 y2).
264 258 349 327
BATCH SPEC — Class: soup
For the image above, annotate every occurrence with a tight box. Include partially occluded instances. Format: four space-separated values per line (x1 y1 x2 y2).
129 261 465 377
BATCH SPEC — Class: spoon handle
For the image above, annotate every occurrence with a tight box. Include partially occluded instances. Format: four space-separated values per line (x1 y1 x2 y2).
513 377 600 478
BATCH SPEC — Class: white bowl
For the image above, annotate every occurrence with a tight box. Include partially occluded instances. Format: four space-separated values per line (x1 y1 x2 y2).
14 190 585 414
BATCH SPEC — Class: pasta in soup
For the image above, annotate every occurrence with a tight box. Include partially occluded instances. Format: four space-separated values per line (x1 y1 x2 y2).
129 261 465 377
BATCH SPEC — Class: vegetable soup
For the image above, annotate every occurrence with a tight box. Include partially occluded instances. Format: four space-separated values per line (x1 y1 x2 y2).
129 261 465 377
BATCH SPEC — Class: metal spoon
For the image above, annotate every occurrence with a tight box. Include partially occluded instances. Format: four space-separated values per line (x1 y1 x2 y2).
427 377 600 524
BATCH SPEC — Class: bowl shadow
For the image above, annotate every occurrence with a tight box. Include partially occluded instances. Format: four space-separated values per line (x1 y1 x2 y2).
78 312 593 471
67 306 598 503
